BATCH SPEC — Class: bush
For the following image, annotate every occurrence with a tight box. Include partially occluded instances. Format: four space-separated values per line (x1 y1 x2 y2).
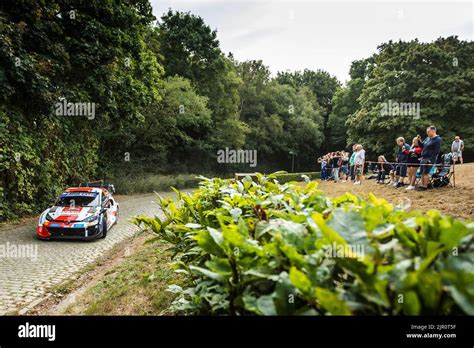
133 173 474 315
273 172 320 184
113 172 318 196
112 174 203 195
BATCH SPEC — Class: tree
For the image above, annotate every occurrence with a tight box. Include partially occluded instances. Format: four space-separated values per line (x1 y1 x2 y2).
346 37 474 161
158 10 247 152
125 76 212 174
236 60 324 171
328 58 373 150
276 69 341 152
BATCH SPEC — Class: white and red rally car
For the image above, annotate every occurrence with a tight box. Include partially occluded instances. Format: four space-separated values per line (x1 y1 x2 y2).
37 183 119 240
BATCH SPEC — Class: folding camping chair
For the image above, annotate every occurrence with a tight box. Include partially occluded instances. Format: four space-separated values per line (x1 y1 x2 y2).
430 153 454 188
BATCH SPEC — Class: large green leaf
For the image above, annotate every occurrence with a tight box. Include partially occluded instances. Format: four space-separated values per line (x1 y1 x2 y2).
289 267 312 294
326 209 369 246
315 288 351 315
402 290 421 315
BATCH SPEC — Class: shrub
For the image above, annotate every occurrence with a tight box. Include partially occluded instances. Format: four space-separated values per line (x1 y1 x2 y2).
133 173 474 315
273 172 320 184
112 174 203 195
114 172 318 196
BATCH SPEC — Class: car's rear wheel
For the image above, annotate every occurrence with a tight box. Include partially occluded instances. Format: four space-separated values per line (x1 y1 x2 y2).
99 214 108 239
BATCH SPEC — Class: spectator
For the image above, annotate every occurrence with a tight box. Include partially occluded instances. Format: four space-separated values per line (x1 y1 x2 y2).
318 156 328 180
349 145 357 182
376 155 393 184
340 152 349 181
318 148 360 183
326 154 334 180
405 135 423 190
392 137 410 188
451 136 464 164
353 144 365 185
416 126 442 191
331 152 341 182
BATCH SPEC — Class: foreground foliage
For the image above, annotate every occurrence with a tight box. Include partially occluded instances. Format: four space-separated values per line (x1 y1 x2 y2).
134 174 474 315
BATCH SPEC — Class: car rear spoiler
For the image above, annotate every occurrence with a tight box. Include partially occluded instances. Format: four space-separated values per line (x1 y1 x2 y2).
79 180 115 194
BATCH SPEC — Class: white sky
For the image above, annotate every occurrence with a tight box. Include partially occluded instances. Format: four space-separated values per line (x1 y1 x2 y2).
150 0 473 84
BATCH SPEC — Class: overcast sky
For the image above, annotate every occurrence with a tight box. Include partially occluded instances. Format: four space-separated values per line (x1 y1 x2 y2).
150 0 473 83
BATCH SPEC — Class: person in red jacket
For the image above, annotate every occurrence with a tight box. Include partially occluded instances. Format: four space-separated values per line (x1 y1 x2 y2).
405 135 423 190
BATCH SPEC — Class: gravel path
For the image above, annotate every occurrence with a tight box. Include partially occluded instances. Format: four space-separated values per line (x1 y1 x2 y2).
0 193 168 315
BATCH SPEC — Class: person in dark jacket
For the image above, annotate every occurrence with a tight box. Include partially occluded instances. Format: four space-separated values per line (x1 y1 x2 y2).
318 156 328 180
331 152 342 182
392 137 411 188
416 126 442 191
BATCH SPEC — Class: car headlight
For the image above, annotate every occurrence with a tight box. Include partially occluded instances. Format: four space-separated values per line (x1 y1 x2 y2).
82 215 99 223
45 213 54 221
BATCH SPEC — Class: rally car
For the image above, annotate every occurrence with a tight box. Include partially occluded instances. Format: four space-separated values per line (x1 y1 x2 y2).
37 183 119 240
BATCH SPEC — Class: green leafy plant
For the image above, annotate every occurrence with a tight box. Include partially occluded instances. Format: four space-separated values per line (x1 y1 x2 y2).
133 174 474 315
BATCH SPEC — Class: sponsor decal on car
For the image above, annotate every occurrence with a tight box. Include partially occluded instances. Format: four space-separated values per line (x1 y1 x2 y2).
60 192 97 197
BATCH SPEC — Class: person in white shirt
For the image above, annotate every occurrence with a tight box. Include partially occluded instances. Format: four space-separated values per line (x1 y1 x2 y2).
353 144 365 185
451 136 464 164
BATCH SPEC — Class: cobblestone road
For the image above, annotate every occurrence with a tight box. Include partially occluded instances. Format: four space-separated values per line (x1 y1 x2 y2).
0 193 166 315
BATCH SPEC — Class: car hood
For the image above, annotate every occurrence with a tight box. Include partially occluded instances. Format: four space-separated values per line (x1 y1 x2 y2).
47 206 99 223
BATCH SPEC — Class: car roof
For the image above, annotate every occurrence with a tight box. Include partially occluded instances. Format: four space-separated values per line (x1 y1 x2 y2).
64 187 102 193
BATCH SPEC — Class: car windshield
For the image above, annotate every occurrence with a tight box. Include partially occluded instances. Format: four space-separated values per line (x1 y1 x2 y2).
56 192 100 207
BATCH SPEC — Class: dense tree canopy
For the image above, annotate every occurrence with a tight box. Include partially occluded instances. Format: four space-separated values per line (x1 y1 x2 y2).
237 60 325 170
276 69 341 151
158 10 247 150
0 0 162 218
327 58 373 150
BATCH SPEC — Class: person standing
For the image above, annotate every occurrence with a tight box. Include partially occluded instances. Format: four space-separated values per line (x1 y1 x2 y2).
416 126 442 191
340 152 349 181
349 145 357 182
318 156 327 181
332 152 341 182
392 137 410 188
353 144 365 185
451 136 464 164
405 135 423 190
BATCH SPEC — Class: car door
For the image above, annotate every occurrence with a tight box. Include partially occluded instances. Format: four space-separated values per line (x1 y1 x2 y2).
106 198 118 226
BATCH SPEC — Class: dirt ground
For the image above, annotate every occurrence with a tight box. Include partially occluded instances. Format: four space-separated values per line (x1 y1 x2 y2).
317 163 474 220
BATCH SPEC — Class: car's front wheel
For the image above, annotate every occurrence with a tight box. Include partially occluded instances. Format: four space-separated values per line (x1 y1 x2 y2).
99 214 108 239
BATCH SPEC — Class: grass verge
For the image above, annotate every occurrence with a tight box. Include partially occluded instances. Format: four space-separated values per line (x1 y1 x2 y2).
61 239 181 315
